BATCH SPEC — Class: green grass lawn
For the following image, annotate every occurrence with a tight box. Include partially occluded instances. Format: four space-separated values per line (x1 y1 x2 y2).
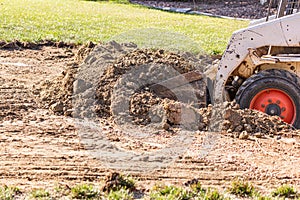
0 0 248 54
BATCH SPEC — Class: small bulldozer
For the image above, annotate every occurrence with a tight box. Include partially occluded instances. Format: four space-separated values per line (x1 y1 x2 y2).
150 0 300 128
91 0 300 129
212 0 300 128
192 0 300 129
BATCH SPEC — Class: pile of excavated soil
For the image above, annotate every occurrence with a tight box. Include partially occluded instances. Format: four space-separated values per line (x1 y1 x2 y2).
130 98 293 135
101 172 136 193
196 101 293 135
95 48 205 118
33 63 78 115
220 102 293 136
72 41 139 119
34 41 295 137
33 41 137 117
33 41 206 120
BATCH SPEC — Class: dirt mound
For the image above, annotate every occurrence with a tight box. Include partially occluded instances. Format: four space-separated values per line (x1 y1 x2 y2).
32 41 294 137
34 41 208 129
33 63 78 115
220 101 294 137
95 48 204 118
73 41 138 118
204 101 293 136
33 41 137 117
132 99 293 135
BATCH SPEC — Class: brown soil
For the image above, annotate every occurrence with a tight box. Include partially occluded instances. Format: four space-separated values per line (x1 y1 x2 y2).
1 42 300 196
131 0 277 19
95 48 198 114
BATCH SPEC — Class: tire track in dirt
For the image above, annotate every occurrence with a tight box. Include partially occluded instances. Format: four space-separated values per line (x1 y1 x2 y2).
0 47 109 190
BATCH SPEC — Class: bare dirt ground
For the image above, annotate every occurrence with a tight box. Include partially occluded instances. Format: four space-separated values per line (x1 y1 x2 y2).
130 0 276 19
1 44 300 197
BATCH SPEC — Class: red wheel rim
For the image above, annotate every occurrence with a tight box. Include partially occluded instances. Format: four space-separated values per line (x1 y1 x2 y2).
249 89 296 124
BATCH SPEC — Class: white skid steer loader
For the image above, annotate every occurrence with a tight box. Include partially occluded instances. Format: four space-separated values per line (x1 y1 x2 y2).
212 0 300 128
140 0 300 128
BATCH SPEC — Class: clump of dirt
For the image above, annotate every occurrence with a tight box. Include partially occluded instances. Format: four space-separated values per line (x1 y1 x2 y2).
206 101 294 137
129 91 162 125
0 40 77 50
75 41 96 62
162 98 205 130
33 63 78 115
101 172 136 193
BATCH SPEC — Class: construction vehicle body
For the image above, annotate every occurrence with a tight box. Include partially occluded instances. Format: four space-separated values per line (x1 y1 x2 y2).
212 0 300 128
147 0 300 128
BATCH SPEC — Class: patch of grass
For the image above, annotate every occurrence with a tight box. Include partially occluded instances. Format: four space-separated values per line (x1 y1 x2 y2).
150 184 192 200
30 188 50 199
71 184 100 199
150 183 225 200
189 184 225 200
0 0 248 54
107 188 133 200
0 186 21 200
227 180 256 197
86 0 130 4
114 175 136 191
201 189 225 200
53 184 71 198
271 185 298 198
256 196 272 200
189 181 206 194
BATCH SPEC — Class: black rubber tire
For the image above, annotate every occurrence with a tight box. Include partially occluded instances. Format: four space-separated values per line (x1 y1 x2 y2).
235 69 300 128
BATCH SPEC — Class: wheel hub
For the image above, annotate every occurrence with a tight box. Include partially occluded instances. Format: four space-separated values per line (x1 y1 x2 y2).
250 89 296 124
265 104 281 116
